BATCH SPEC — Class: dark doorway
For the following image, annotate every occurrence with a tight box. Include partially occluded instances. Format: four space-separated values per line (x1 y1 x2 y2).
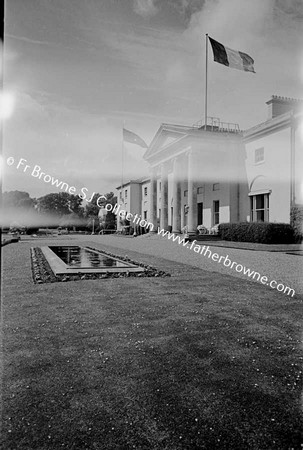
198 202 203 225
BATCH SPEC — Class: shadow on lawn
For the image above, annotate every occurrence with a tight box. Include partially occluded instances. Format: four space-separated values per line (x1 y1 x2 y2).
2 242 303 449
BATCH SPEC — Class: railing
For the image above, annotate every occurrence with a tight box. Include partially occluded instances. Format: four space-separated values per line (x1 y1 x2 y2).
192 116 241 133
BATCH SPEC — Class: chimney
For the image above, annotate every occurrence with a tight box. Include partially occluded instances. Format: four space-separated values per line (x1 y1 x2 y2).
266 95 303 119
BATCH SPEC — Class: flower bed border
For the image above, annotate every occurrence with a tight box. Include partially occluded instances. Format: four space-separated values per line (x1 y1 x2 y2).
30 246 171 284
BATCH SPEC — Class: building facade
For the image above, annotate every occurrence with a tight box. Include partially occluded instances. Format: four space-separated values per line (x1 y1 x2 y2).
116 96 302 234
116 178 151 232
244 96 302 223
143 122 249 234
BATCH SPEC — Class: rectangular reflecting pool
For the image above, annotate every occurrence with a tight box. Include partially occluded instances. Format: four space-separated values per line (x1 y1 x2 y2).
41 246 144 275
49 246 131 269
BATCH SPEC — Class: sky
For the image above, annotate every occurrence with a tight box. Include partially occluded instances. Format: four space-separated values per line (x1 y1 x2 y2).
2 0 303 199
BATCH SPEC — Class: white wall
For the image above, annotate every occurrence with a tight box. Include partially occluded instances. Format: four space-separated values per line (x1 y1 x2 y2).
141 181 151 222
295 123 303 205
245 128 291 223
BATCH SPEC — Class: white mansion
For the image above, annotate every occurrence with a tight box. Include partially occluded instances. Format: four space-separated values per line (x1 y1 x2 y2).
116 96 303 234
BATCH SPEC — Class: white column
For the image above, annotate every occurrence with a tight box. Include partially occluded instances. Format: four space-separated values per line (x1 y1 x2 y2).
187 151 197 234
172 157 181 233
149 167 158 232
160 163 168 230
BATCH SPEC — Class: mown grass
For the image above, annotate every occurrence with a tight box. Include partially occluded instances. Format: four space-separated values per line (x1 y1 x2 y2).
1 240 303 449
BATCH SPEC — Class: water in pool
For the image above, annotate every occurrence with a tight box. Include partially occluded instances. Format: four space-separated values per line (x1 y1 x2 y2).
49 246 130 269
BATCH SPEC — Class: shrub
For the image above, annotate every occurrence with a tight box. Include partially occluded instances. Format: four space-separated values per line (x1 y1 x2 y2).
290 206 303 243
25 227 39 235
218 222 295 244
197 225 208 234
105 223 115 230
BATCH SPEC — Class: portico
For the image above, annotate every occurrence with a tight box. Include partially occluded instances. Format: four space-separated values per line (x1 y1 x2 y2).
144 122 248 234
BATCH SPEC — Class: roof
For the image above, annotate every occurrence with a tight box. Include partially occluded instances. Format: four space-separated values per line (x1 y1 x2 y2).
243 109 302 142
116 176 150 190
266 95 303 105
144 121 243 163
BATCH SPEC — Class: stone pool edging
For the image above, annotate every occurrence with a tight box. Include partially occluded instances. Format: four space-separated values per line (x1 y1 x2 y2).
30 246 171 284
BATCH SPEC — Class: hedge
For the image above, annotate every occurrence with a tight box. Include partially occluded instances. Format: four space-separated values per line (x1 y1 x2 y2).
218 222 295 244
25 227 40 235
290 206 303 243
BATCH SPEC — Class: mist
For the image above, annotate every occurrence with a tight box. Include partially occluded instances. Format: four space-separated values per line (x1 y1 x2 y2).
0 207 88 229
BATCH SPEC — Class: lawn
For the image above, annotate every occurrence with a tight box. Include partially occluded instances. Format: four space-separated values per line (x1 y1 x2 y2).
1 239 303 449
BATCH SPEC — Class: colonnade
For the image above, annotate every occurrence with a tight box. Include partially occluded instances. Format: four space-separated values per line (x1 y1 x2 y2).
149 151 198 234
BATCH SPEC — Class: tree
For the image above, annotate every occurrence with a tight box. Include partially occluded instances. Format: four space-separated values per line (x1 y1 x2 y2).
84 193 104 218
3 191 35 209
36 192 85 229
83 193 106 232
38 192 82 217
2 191 36 229
104 192 117 229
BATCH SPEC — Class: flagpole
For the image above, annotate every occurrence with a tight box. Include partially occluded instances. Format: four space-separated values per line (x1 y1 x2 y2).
204 33 208 129
121 122 124 202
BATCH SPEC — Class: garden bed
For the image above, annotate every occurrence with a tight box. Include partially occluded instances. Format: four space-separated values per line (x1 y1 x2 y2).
30 246 171 283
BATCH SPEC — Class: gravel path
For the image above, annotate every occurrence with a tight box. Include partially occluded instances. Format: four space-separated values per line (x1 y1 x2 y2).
40 233 303 296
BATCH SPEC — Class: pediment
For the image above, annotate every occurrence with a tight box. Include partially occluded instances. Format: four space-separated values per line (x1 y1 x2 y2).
144 124 192 160
160 135 180 148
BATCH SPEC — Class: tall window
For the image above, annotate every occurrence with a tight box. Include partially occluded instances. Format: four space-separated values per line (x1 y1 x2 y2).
125 189 128 199
184 190 188 197
213 201 220 225
144 210 147 220
250 194 269 222
144 187 148 196
255 147 264 164
197 202 203 225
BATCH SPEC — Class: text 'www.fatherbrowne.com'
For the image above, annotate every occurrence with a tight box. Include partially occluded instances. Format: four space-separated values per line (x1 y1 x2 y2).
157 229 295 297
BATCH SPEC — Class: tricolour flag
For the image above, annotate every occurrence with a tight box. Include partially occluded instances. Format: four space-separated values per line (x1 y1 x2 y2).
208 36 255 73
123 128 148 148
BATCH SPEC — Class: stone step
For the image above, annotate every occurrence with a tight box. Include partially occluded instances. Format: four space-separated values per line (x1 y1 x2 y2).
189 235 221 242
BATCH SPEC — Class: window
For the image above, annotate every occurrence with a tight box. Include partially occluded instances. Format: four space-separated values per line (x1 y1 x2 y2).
250 194 269 222
197 186 204 194
144 187 148 196
124 189 128 199
213 183 220 191
197 202 203 225
144 210 147 220
119 192 122 199
255 147 264 164
184 190 188 197
213 201 219 225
